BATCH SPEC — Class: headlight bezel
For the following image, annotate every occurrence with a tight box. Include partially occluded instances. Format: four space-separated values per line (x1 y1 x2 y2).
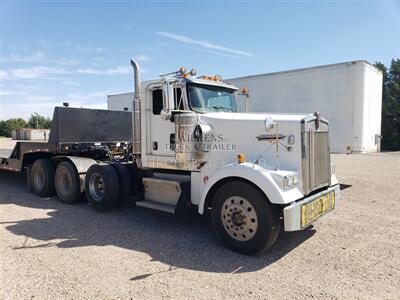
282 174 299 190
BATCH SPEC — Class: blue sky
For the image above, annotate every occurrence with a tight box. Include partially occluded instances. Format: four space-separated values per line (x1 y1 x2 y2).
0 0 399 119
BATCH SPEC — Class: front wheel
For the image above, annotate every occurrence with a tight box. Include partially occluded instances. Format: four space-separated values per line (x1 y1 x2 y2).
211 181 280 255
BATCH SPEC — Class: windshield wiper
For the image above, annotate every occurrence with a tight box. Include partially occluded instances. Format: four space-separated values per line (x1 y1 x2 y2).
210 106 232 112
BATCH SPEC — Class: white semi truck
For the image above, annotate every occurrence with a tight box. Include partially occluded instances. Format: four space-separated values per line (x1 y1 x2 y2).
0 60 340 255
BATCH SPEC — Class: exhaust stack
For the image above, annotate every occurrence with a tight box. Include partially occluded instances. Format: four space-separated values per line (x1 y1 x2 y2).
130 60 142 158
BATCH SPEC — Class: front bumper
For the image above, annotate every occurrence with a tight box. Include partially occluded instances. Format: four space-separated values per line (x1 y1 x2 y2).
283 184 340 231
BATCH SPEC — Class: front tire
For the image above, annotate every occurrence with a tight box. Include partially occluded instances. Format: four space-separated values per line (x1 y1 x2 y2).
55 161 83 204
85 163 119 210
211 181 280 255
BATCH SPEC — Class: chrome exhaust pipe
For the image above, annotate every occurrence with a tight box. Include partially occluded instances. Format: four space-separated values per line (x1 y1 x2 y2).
130 60 141 158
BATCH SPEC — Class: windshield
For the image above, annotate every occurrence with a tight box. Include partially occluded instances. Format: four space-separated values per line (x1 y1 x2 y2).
187 83 237 113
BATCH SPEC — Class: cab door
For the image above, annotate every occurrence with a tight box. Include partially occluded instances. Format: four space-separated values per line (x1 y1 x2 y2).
148 86 184 157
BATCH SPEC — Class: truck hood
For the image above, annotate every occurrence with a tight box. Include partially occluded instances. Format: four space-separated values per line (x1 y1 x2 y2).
197 112 310 172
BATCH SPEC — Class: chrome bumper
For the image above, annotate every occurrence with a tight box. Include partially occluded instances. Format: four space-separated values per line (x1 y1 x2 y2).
283 184 340 231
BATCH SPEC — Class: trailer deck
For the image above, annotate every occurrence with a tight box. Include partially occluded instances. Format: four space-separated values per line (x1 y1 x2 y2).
0 107 133 172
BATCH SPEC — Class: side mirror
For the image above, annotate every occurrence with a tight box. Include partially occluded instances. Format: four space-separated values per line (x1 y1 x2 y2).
235 87 251 112
161 82 175 120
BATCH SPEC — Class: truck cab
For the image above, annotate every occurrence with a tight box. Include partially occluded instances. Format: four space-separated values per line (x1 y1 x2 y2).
129 61 340 254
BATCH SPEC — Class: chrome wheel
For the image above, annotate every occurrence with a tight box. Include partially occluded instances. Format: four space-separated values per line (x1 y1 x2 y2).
88 172 104 202
221 196 258 241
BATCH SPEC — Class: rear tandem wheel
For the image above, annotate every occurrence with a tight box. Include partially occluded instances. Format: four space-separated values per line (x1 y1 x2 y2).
31 159 55 197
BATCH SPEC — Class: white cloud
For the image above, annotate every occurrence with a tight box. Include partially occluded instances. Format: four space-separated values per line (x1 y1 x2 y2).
0 51 79 67
0 90 110 119
77 66 132 75
58 58 80 66
0 70 9 80
0 102 55 119
5 66 67 79
133 54 152 61
60 80 78 86
72 44 106 53
156 32 253 57
0 51 46 63
195 48 241 59
39 39 48 45
0 64 137 80
94 56 107 62
0 89 26 96
66 91 109 101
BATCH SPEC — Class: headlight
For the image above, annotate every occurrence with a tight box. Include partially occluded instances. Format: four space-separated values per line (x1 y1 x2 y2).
283 174 299 190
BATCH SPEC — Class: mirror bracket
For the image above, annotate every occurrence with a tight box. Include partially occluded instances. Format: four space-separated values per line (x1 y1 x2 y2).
161 79 175 120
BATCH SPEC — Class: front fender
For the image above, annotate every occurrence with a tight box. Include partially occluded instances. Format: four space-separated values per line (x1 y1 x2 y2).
198 162 304 214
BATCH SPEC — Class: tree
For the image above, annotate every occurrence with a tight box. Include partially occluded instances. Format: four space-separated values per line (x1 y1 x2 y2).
0 118 28 137
27 113 52 129
375 59 400 150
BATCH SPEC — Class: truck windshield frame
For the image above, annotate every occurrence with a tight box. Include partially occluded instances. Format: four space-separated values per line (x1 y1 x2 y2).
186 83 237 113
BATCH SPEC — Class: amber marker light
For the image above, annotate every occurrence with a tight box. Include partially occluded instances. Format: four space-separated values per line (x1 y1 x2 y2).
240 87 249 95
237 154 246 163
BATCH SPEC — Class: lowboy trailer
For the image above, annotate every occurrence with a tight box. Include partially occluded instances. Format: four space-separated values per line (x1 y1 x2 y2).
0 60 340 255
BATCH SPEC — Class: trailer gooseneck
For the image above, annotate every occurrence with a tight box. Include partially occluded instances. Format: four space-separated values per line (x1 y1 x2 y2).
0 60 340 255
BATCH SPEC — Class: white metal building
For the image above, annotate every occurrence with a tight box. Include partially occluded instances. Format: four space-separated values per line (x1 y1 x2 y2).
107 93 133 112
229 61 383 153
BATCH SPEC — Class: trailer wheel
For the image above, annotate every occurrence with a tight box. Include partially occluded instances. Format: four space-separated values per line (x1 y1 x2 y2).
211 181 280 255
26 164 33 193
85 164 119 210
111 163 131 203
55 161 83 204
31 159 55 197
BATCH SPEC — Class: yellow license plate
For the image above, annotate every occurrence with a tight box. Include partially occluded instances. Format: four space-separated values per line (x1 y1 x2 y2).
301 191 335 228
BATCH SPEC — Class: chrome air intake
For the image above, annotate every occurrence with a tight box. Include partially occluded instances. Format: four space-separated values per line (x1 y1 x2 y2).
175 112 198 163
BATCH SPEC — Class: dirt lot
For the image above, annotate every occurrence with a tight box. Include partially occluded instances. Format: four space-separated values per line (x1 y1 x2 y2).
1 138 399 299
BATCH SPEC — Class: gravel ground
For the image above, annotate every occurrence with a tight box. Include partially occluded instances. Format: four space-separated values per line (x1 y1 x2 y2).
0 140 399 299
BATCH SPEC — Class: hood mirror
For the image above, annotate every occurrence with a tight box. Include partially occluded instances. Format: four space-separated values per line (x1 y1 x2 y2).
264 116 275 131
160 109 172 120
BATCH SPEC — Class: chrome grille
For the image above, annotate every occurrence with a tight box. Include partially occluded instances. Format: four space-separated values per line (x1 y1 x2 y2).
302 118 331 195
309 130 330 189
